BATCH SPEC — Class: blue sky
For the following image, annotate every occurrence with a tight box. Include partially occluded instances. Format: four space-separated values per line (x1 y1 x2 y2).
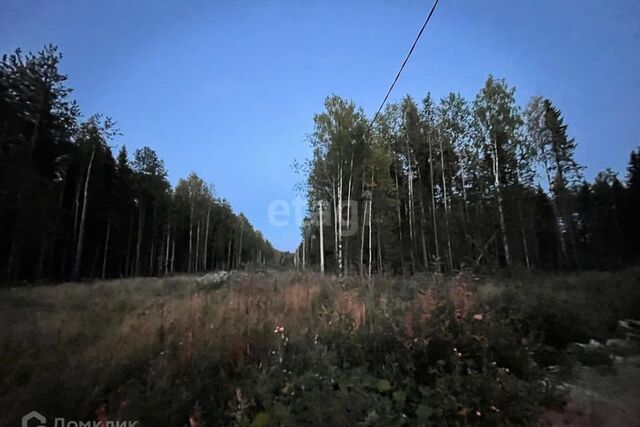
1 0 638 251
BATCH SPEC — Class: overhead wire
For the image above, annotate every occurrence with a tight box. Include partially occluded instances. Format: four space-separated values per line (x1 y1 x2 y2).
363 0 441 141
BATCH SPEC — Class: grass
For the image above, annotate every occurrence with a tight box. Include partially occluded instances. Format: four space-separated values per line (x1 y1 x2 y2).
1 268 639 426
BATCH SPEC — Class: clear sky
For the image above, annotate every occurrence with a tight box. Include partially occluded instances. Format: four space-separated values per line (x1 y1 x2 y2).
1 0 638 252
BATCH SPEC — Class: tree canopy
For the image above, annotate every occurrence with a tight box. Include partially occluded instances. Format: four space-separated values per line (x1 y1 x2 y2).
296 79 640 275
0 46 279 283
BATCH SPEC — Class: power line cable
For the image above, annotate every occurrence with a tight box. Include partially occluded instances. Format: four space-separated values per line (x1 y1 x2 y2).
364 0 440 141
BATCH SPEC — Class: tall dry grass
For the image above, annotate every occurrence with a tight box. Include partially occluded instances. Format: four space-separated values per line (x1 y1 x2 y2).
0 271 458 419
2 268 638 425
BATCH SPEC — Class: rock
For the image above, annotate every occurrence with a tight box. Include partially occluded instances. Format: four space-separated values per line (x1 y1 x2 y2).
606 338 640 357
587 339 603 349
624 332 640 341
574 339 603 351
606 338 635 348
621 319 640 328
572 339 611 366
618 319 640 336
618 320 640 342
196 271 229 286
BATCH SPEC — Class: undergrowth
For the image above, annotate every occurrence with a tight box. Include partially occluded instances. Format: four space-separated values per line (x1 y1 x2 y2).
1 268 638 426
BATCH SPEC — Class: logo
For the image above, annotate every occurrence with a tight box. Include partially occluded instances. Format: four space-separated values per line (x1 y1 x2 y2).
22 411 46 427
20 412 138 427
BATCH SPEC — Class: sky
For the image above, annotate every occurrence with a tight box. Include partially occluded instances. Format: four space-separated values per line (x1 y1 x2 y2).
1 0 638 252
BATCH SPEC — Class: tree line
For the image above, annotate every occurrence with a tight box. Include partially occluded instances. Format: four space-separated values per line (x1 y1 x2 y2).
296 78 640 275
0 45 278 283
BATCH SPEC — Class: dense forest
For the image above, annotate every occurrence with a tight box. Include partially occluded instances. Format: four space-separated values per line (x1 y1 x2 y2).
296 82 640 275
0 45 279 283
2 45 639 284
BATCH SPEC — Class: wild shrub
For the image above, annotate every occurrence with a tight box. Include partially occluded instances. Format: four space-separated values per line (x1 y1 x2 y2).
2 270 635 425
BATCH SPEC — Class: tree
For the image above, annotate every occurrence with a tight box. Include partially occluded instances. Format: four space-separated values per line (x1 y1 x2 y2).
0 45 280 284
623 148 640 262
306 95 368 275
0 45 79 281
526 97 583 269
472 76 522 269
132 146 169 276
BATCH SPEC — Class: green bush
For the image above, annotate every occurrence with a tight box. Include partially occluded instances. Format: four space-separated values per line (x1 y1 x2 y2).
3 270 637 425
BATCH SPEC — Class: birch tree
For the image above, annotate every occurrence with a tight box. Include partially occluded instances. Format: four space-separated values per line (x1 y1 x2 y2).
473 76 522 269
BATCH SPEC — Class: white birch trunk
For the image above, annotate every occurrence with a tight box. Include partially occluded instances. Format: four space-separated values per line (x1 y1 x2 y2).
195 220 201 273
439 136 454 271
204 202 211 271
188 199 194 273
428 132 440 272
332 179 338 267
165 223 171 275
368 173 373 279
72 147 95 280
360 192 368 276
302 237 306 270
337 164 343 276
319 201 325 274
492 133 511 268
101 217 111 279
237 219 244 268
345 154 353 274
170 228 176 273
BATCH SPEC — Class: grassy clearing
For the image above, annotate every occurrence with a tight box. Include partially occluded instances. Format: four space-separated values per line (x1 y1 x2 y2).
1 269 639 426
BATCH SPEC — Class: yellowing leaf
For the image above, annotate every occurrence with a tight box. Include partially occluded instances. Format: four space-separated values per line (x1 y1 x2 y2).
250 411 270 427
376 379 392 393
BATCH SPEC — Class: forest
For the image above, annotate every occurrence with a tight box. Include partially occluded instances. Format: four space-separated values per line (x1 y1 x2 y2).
2 44 640 426
295 82 640 276
0 45 279 284
2 45 639 284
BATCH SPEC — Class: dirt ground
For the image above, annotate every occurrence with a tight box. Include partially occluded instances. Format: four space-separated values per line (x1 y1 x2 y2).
539 356 640 427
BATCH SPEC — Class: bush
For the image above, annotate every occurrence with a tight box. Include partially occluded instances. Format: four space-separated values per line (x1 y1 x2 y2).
3 269 636 425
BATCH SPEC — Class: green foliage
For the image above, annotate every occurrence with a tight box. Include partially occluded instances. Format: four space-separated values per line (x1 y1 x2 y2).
3 268 638 424
486 269 640 349
7 271 628 425
300 74 640 275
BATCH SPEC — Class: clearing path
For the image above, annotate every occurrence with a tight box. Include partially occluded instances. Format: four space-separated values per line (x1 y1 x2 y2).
540 320 640 427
